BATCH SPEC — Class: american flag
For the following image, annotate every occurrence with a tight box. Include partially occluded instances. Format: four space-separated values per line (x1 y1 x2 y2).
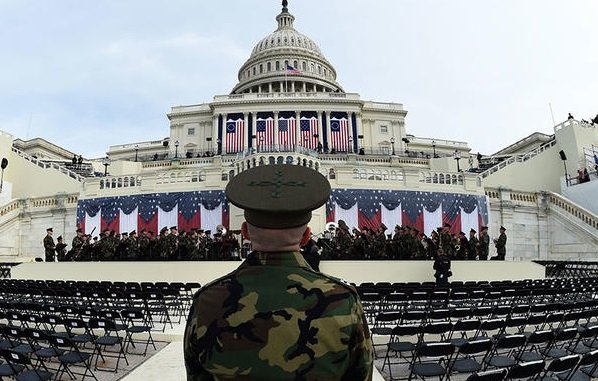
278 118 296 148
255 118 274 148
300 117 318 149
330 117 349 152
286 64 301 74
226 118 244 154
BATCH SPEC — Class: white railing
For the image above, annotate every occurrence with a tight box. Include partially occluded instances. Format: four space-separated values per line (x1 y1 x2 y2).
11 147 84 182
547 191 598 231
480 139 557 178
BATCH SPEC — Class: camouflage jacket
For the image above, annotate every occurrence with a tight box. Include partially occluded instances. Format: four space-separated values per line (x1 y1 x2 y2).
184 251 373 381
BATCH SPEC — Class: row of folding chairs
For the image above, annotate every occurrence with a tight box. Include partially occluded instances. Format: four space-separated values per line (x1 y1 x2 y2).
382 323 598 381
0 288 186 332
403 344 598 381
371 303 598 333
361 291 598 323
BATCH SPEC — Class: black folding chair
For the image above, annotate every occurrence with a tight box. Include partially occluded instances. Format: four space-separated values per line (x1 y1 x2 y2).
88 318 129 372
449 338 493 376
408 342 455 381
48 335 98 381
120 308 155 356
0 348 53 381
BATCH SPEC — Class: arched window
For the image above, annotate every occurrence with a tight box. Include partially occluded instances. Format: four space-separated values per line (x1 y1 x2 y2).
302 61 307 71
275 61 280 71
310 63 315 73
294 60 298 69
329 168 336 179
252 67 256 75
259 64 263 74
267 62 271 71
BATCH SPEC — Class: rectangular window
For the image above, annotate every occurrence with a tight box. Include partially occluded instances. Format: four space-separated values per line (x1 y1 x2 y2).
187 128 195 136
380 125 388 133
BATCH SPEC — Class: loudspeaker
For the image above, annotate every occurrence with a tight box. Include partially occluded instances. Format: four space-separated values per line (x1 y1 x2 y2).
559 150 567 161
0 158 7 169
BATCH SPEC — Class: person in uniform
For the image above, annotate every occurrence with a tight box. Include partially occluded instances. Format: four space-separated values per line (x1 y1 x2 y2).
478 226 490 260
467 228 479 260
492 226 507 260
433 248 452 285
184 164 373 381
43 228 55 262
69 228 85 261
55 236 68 261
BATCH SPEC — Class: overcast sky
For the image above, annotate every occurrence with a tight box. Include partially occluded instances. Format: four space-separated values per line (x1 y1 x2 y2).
0 0 596 158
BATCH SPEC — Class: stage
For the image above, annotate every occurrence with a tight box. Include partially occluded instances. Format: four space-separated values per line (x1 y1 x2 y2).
11 260 545 284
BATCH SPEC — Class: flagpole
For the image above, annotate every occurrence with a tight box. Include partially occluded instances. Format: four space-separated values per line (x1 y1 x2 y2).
285 67 288 93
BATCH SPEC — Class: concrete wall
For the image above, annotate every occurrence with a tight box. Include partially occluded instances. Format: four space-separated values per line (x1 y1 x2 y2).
0 132 82 199
482 144 563 193
487 188 598 260
11 260 546 285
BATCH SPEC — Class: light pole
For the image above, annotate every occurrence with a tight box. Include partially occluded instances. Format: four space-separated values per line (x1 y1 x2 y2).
390 137 396 156
134 145 139 162
453 150 462 172
174 140 179 158
216 139 222 155
304 135 309 149
432 140 437 158
348 136 353 153
102 156 111 176
0 158 8 193
259 136 264 152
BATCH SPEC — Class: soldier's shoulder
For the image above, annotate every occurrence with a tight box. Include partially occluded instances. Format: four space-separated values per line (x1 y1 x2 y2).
306 268 360 299
191 266 244 300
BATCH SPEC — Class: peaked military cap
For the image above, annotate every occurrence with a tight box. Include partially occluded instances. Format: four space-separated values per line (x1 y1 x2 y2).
500 226 506 231
226 164 331 229
46 227 53 232
470 228 477 233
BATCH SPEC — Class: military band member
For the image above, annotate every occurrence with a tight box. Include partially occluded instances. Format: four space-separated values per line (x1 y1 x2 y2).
492 226 507 260
43 228 55 262
70 228 85 261
479 226 490 260
184 164 373 381
467 228 479 260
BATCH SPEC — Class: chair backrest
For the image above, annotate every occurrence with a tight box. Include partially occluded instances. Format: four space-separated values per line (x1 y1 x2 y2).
495 334 526 349
546 354 580 373
1 348 32 365
48 335 75 348
417 342 455 358
89 318 117 331
459 338 493 355
506 360 545 380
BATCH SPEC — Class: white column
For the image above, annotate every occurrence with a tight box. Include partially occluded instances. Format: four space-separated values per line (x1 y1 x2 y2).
220 115 227 154
348 112 354 152
274 111 279 148
326 112 332 151
316 111 323 143
303 82 307 92
291 82 296 92
251 112 257 150
243 113 249 152
212 115 218 147
269 83 273 93
295 111 301 149
355 113 362 149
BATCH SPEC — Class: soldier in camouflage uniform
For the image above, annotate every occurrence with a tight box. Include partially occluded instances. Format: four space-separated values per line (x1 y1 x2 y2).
332 220 353 260
440 223 455 259
69 228 85 261
467 228 479 260
184 164 373 381
478 226 490 260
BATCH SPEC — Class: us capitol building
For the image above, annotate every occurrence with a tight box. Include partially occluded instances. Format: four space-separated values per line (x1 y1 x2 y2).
0 1 596 261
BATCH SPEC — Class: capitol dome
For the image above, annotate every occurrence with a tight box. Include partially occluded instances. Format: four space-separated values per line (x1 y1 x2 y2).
231 1 343 95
